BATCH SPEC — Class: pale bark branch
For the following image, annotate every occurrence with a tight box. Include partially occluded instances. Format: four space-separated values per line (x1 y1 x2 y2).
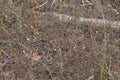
42 12 120 29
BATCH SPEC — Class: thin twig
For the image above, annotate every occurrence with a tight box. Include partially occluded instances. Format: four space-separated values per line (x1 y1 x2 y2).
32 0 48 9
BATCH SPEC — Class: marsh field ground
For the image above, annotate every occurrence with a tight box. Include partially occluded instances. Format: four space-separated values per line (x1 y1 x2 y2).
0 0 120 80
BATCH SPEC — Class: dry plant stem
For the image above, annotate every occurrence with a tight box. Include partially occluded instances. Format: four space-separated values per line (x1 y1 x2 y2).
0 50 12 59
42 12 120 28
92 1 107 79
51 0 56 7
82 0 92 6
32 0 48 10
95 1 107 80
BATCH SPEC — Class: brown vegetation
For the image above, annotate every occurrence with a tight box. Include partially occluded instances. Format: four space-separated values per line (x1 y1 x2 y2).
0 0 120 80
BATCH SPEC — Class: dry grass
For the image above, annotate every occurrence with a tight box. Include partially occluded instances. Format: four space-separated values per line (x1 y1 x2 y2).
0 0 120 80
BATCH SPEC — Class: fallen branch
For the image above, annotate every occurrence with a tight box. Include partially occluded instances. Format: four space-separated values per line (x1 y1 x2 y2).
42 12 120 29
